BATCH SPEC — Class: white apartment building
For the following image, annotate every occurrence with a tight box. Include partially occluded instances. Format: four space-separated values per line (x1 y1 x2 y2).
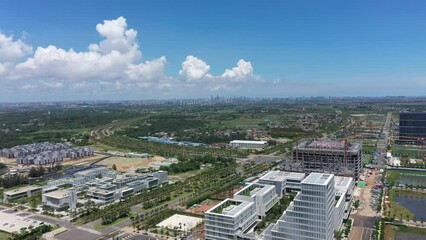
205 199 257 240
229 140 268 150
257 171 305 197
42 188 77 210
271 173 335 240
234 183 279 217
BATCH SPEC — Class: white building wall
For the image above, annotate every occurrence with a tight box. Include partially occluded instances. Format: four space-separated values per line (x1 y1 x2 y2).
271 173 335 240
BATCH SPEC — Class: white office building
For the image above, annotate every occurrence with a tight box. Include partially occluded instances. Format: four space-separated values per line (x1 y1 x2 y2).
271 173 335 240
42 188 77 210
74 167 117 181
333 176 354 230
229 140 268 150
205 199 257 240
3 186 42 202
258 171 305 197
234 183 279 217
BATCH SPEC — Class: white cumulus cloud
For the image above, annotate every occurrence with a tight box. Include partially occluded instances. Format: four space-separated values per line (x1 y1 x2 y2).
179 55 211 82
221 59 254 81
178 56 262 91
0 16 265 100
0 32 33 62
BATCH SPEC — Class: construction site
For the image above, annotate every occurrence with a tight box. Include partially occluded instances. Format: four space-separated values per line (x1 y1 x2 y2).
293 140 363 178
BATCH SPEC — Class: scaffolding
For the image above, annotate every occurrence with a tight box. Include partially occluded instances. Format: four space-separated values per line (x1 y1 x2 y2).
293 140 363 178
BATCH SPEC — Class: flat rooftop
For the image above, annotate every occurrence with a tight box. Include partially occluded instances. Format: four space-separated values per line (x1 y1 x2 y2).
235 183 274 197
43 189 70 199
4 185 42 195
334 176 354 196
207 199 253 217
302 172 334 186
259 171 305 182
295 140 361 152
156 214 202 231
230 140 267 144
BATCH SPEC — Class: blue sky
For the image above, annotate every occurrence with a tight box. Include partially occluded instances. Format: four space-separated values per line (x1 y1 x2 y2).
0 0 426 101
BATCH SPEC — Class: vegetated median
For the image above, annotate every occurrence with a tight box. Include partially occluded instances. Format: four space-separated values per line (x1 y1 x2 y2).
74 165 242 224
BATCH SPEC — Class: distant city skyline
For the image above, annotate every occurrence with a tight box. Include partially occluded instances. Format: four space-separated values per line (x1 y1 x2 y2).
1 0 426 102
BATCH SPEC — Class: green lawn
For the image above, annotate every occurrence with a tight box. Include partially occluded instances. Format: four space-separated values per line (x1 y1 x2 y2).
385 225 426 240
0 231 9 240
391 145 422 158
94 216 129 231
362 155 373 165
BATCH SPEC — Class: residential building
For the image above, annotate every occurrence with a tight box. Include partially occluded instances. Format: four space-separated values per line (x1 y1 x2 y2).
234 183 279 217
293 140 362 178
271 173 335 240
205 199 257 240
229 140 268 150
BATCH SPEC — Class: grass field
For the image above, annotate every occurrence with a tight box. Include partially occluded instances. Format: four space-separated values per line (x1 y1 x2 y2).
91 143 132 153
363 155 373 165
391 145 423 158
0 230 9 240
385 224 426 240
94 216 129 231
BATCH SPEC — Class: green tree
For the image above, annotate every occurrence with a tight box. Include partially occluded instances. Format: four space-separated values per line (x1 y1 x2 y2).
112 164 117 171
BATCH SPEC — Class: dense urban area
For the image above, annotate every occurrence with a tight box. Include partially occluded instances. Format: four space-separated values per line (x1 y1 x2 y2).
0 96 425 240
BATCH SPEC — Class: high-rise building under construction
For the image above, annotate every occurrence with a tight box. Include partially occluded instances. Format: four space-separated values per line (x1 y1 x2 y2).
293 140 362 178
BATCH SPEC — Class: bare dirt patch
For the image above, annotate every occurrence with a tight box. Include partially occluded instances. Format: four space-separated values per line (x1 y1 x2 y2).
98 155 166 172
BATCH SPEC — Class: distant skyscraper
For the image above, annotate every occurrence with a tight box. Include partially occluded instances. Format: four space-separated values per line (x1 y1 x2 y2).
271 173 335 240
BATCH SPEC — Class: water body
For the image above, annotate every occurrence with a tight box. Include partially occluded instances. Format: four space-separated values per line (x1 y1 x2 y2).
394 195 426 221
397 175 426 186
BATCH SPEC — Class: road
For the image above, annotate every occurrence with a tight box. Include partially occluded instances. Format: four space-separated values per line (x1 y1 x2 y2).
349 112 392 240
371 111 392 169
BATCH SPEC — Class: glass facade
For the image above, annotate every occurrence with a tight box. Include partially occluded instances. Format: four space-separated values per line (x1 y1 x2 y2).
399 112 426 139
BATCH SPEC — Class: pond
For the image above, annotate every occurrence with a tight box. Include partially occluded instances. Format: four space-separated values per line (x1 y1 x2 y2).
395 195 426 221
397 175 426 187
